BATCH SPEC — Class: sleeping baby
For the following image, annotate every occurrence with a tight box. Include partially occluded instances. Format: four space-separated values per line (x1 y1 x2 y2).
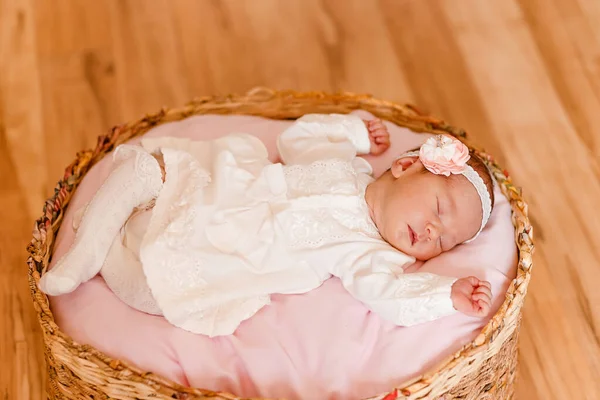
40 113 494 337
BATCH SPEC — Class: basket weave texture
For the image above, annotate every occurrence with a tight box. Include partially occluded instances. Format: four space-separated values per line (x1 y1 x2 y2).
27 88 533 400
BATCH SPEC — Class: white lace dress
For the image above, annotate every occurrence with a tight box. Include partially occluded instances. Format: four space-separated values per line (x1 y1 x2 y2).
40 113 458 337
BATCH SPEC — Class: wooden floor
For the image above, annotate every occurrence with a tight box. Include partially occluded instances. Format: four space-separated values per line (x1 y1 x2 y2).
1 1 599 399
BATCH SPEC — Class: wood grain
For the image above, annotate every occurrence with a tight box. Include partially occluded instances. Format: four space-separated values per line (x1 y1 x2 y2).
1 1 599 399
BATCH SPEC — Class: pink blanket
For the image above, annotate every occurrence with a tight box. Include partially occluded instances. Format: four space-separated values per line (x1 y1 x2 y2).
49 112 517 399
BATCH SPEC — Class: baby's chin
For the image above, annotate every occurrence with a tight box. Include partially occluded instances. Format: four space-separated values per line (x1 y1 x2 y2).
398 244 437 261
406 250 433 261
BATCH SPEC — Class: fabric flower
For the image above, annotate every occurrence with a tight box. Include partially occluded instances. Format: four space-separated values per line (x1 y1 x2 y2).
419 135 470 176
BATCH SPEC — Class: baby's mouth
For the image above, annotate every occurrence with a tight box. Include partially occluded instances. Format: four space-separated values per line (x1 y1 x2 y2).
408 225 416 246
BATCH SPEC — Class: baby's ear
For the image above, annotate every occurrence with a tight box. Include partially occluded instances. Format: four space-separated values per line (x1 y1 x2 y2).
391 156 419 178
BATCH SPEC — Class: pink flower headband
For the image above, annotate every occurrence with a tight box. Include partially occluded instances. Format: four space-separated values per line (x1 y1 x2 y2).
400 135 492 242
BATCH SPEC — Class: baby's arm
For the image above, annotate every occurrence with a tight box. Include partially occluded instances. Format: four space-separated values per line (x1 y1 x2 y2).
330 243 493 325
326 241 492 326
39 145 163 296
277 113 375 165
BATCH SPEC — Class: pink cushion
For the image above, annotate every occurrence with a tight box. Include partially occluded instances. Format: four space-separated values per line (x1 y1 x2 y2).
49 111 517 400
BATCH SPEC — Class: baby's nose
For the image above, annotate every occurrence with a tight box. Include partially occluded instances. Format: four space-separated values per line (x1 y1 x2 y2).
425 223 441 241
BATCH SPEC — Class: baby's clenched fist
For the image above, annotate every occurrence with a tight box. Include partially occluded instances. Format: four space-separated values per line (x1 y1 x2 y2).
451 276 492 318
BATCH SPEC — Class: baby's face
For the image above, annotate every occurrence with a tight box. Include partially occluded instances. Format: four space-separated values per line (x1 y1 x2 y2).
373 159 482 261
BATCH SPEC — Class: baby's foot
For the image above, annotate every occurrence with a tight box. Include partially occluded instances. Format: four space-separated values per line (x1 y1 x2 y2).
39 271 78 296
38 244 100 295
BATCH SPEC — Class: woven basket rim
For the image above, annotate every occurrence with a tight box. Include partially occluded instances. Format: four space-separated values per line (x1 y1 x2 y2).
26 87 534 400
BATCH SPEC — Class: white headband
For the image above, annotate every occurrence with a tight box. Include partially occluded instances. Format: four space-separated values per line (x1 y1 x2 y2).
399 135 492 243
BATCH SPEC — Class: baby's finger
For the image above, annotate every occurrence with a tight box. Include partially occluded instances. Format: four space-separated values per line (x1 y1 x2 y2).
474 285 492 299
375 124 387 134
369 121 385 131
371 129 389 139
479 281 492 291
477 299 491 316
466 276 480 287
375 136 390 144
472 294 492 307
474 290 491 302
367 121 383 131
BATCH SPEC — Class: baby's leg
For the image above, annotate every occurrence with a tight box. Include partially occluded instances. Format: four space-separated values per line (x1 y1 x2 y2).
39 145 164 296
102 220 162 315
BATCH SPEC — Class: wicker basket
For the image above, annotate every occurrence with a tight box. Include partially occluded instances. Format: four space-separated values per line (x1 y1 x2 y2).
27 88 533 400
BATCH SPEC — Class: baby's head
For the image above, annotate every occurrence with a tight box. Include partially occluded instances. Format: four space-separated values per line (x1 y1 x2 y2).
365 135 495 261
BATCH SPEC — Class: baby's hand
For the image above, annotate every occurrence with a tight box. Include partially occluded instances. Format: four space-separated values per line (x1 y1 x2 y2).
451 277 492 318
364 118 390 156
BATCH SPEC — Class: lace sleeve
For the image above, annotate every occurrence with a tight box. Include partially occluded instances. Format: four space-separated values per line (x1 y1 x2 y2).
276 113 371 165
329 244 458 326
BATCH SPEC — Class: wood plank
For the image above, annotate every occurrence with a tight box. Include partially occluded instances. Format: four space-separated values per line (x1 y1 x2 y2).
34 0 121 186
107 0 191 119
517 0 600 160
308 0 415 101
378 0 506 163
0 0 46 218
0 87 45 400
